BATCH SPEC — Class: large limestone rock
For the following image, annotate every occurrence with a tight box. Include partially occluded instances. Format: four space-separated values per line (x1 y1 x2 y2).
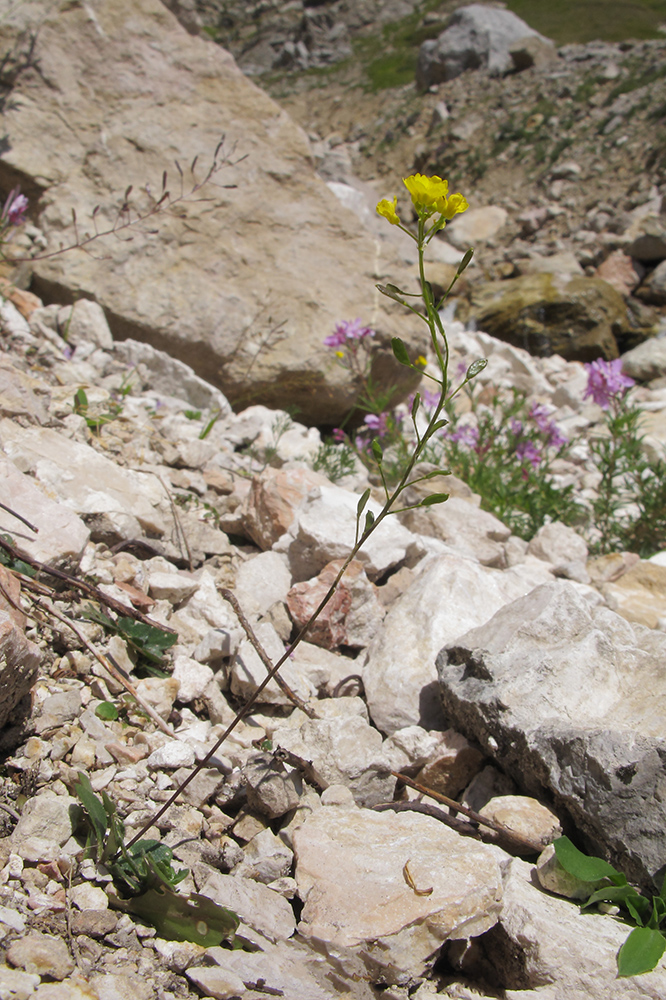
417 5 554 89
361 552 554 735
0 0 422 425
437 582 666 889
468 273 629 361
293 796 504 984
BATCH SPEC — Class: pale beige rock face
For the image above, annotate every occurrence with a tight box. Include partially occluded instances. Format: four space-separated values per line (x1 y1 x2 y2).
0 457 90 569
293 804 503 984
0 0 423 424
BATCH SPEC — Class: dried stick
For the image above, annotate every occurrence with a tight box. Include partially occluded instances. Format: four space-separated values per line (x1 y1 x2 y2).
391 771 543 854
374 799 480 837
220 588 316 719
0 502 39 533
0 577 176 740
0 534 176 633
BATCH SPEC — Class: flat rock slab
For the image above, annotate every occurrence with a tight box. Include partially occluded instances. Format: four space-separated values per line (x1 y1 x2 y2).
293 801 503 984
437 581 666 888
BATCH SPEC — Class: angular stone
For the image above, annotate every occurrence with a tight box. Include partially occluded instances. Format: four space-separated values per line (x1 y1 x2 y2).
0 358 50 424
242 466 333 551
0 612 41 729
199 871 296 942
445 206 508 249
293 801 503 984
437 581 666 887
472 857 666 999
416 5 552 87
621 336 666 381
0 423 168 544
233 549 292 618
273 713 394 807
114 339 231 413
362 553 553 735
203 936 341 1000
11 791 78 850
479 795 561 852
243 751 303 819
58 299 113 350
231 621 315 706
275 483 424 583
7 931 74 980
595 249 643 297
601 560 666 629
527 521 588 567
400 496 511 568
0 457 90 569
287 558 385 649
468 274 627 361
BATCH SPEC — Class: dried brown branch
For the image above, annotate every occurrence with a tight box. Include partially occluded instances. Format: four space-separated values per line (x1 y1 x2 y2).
391 771 543 854
219 588 316 719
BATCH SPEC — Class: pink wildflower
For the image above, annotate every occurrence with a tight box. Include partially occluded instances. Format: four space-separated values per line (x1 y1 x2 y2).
583 358 634 410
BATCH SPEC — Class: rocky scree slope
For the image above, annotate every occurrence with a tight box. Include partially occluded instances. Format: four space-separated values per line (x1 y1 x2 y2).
0 285 665 997
182 0 666 362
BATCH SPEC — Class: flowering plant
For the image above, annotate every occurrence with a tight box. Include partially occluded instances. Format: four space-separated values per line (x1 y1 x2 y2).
585 358 666 555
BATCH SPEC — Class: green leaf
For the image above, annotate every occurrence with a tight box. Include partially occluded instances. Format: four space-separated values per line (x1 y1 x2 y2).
184 410 201 420
95 701 118 721
411 393 420 421
116 886 239 947
356 488 371 519
115 617 178 664
457 248 474 274
391 337 411 366
466 358 488 380
420 492 449 506
371 439 383 463
617 927 666 977
554 837 626 885
73 388 88 414
422 280 434 306
582 884 645 913
73 771 108 853
363 510 375 534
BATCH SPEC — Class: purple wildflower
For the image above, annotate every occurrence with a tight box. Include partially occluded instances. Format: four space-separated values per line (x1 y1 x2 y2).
546 423 568 449
510 417 523 437
447 423 479 448
1 188 28 227
364 412 389 437
583 358 634 410
332 428 346 443
324 317 374 349
529 403 552 433
456 360 468 380
516 440 542 468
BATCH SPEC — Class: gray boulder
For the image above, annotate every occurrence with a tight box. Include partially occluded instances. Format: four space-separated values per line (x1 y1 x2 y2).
437 582 666 890
0 0 422 425
417 5 554 90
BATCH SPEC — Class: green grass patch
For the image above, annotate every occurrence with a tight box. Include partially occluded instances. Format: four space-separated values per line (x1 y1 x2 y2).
505 0 666 43
605 59 666 102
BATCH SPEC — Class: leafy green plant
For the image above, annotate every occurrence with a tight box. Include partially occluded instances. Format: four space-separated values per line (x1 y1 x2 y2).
73 772 239 947
584 359 666 556
81 604 177 674
0 532 37 577
73 369 135 434
554 836 666 977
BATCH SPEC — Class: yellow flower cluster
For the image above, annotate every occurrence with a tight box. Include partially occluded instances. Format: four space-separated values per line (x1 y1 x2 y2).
376 174 468 228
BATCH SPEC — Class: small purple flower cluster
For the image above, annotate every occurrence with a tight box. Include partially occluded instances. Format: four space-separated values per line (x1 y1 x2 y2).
1 188 28 228
528 402 568 450
583 358 634 410
446 423 479 448
323 318 375 350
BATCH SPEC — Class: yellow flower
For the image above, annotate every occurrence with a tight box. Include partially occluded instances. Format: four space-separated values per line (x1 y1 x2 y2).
403 174 449 213
376 196 400 225
415 355 427 367
402 174 469 222
335 350 345 358
440 192 469 220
